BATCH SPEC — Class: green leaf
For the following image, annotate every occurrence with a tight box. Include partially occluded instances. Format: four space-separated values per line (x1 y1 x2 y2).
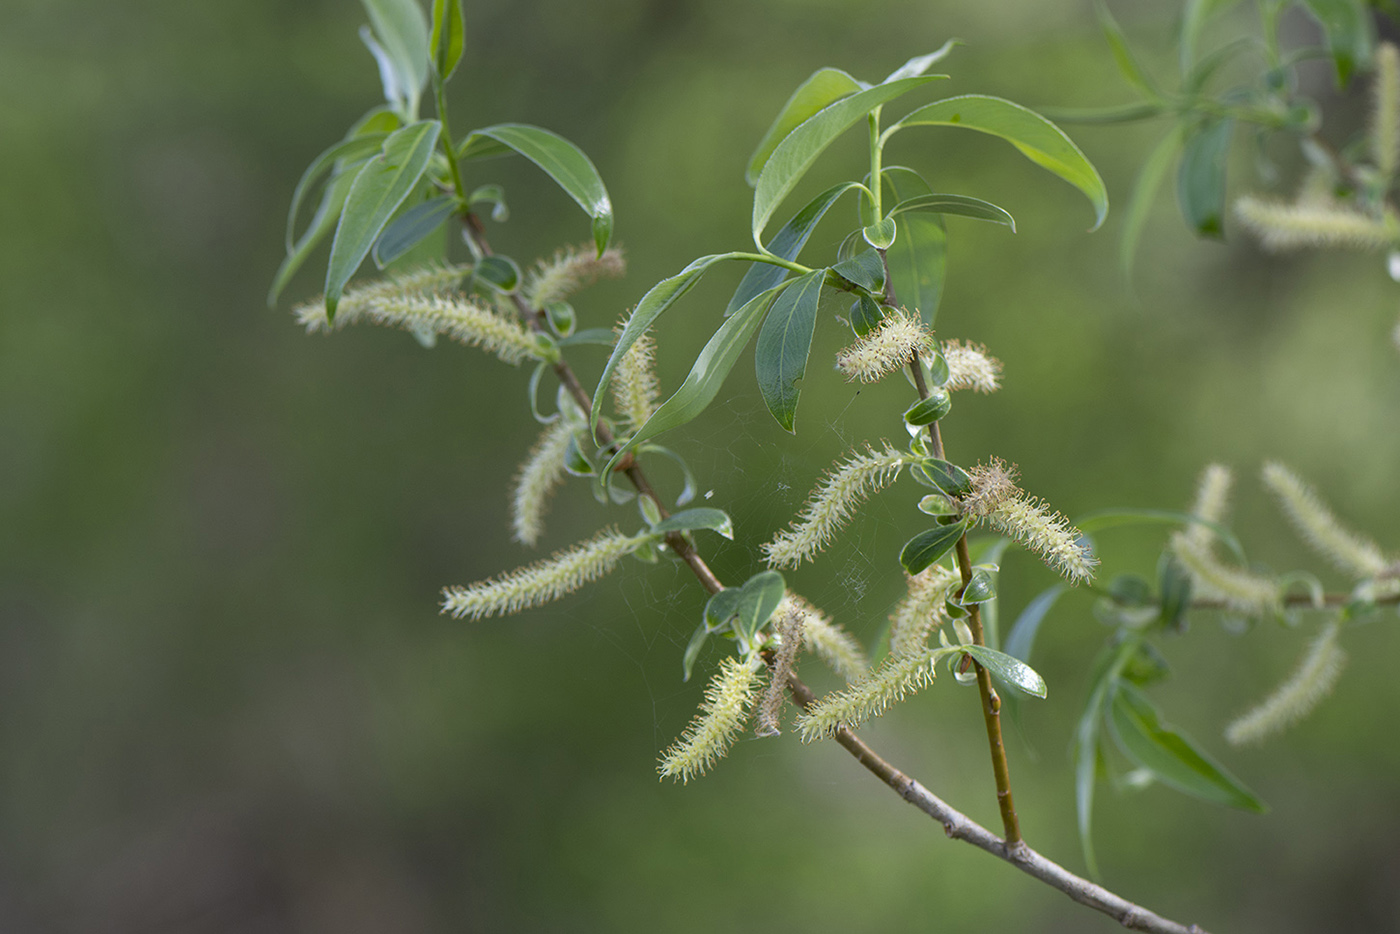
429 0 465 80
1158 554 1193 633
270 153 372 306
1108 682 1266 812
884 213 946 325
1095 0 1160 96
1180 0 1242 75
682 622 710 682
1119 126 1184 275
704 588 745 632
961 644 1047 698
754 269 826 432
1036 103 1167 125
636 444 699 506
1300 0 1375 84
650 507 734 540
753 76 945 244
727 183 861 315
468 184 508 221
862 216 897 249
591 255 726 435
464 124 613 254
474 254 521 292
283 134 390 255
828 249 885 294
1004 584 1066 663
882 40 959 84
359 0 430 116
372 195 457 267
1177 117 1233 238
848 293 886 336
915 458 972 497
888 192 1016 230
903 390 951 426
747 67 866 186
557 327 615 348
954 566 997 605
888 94 1109 230
325 120 442 318
599 282 790 482
731 570 788 648
917 493 957 516
900 521 967 575
1074 637 1134 878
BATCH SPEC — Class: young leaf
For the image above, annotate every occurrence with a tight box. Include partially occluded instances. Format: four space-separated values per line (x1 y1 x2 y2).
283 134 391 254
429 0 465 80
1300 0 1375 85
754 269 827 432
372 195 458 267
887 95 1109 230
747 67 866 185
270 153 373 306
753 76 946 245
1004 585 1066 663
1108 682 1266 812
474 255 521 292
1119 126 1184 275
591 254 727 436
359 0 430 116
1177 117 1233 238
888 192 1016 230
682 622 710 681
961 644 1048 698
954 566 996 605
862 217 897 249
463 124 613 255
731 570 788 647
882 40 959 84
1180 0 1242 76
325 120 443 317
650 508 735 540
900 521 967 575
916 458 973 497
727 182 861 316
704 588 745 632
903 391 951 426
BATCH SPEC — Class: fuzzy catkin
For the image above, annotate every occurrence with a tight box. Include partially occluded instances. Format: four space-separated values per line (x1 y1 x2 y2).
522 245 626 308
1374 43 1400 180
1261 461 1391 579
1224 620 1347 746
441 527 645 619
1233 198 1395 252
941 340 1003 393
756 610 805 737
659 656 760 781
835 311 933 383
1184 463 1233 548
781 594 867 683
610 328 660 432
1170 532 1281 617
510 418 578 546
888 565 961 656
795 647 955 742
762 444 908 568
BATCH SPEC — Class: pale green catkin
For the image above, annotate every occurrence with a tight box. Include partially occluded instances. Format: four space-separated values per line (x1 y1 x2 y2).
888 565 961 657
941 340 1003 393
1233 197 1395 252
441 527 646 619
762 444 908 568
1170 532 1282 617
1373 43 1400 181
958 460 1096 584
1224 620 1347 746
1184 463 1232 548
510 418 578 547
781 594 868 683
835 310 934 383
521 244 626 308
755 609 805 737
610 328 660 433
795 647 956 742
659 656 760 782
1261 461 1390 580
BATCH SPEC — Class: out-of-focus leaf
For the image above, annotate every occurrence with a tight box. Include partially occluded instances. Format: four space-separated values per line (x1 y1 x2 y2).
727 182 859 315
1005 585 1066 663
1120 126 1184 275
270 153 373 306
359 0 430 115
463 124 613 254
474 255 521 291
1181 0 1242 75
429 0 465 80
879 168 946 324
591 254 726 435
325 120 442 317
635 444 699 506
468 184 508 221
1158 554 1193 632
704 589 744 633
682 622 710 681
882 40 959 83
900 521 967 575
372 195 457 267
1037 103 1167 124
888 94 1109 229
1177 117 1233 238
755 269 826 432
1108 682 1266 811
889 192 1016 230
1095 1 1160 95
747 67 866 185
1073 508 1247 565
1300 0 1375 85
650 507 734 540
753 76 945 244
962 645 1048 698
1075 637 1134 878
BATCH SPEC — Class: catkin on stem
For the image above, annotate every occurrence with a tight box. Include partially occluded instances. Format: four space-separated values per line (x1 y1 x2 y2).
1224 619 1347 746
1184 463 1233 548
1234 197 1395 252
1373 43 1400 181
659 656 761 782
941 340 1003 393
958 461 1095 584
610 327 660 433
780 594 868 683
888 565 961 657
1261 462 1390 579
835 310 933 383
794 647 956 742
1170 532 1281 617
511 418 578 546
521 244 626 308
756 610 805 737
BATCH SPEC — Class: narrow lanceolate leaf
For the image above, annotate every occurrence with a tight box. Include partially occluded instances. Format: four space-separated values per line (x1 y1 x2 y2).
1120 126 1184 274
888 192 1016 230
754 268 826 431
1109 682 1266 812
463 124 613 255
887 95 1109 229
429 0 465 80
373 195 458 268
753 76 946 245
1095 0 1159 96
650 508 734 540
1180 0 1242 75
727 183 861 315
1003 584 1066 664
1178 117 1233 238
961 644 1048 698
600 283 790 481
270 153 371 306
1300 0 1375 85
591 255 726 436
882 41 959 84
747 67 866 185
325 120 442 318
360 0 430 114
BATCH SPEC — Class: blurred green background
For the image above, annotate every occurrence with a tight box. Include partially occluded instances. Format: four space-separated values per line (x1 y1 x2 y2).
4 0 1400 931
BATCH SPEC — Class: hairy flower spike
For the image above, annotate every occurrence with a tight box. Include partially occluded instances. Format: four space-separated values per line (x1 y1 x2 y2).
511 418 578 547
1225 620 1346 746
297 267 542 366
1170 532 1282 617
522 244 626 308
795 648 953 741
1233 197 1396 252
959 458 1019 520
888 564 961 657
441 527 646 619
941 340 1003 393
957 461 1094 584
1261 462 1391 579
1374 43 1400 180
610 326 660 432
1184 463 1233 548
659 656 760 781
756 610 805 737
835 310 933 383
780 594 867 683
762 444 908 568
